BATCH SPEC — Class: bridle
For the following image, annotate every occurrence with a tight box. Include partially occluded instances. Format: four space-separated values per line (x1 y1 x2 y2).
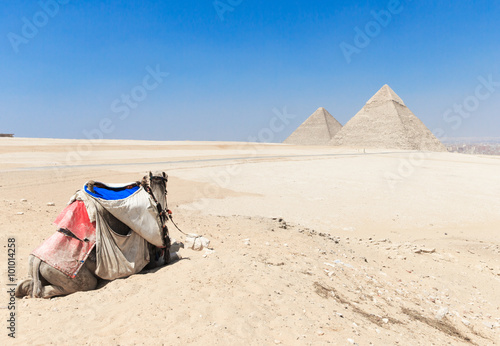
143 172 171 263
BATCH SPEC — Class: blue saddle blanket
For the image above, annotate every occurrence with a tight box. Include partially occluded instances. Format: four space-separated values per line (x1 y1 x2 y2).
84 184 140 200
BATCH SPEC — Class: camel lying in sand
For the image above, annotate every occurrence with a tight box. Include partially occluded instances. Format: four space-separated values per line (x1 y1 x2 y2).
16 172 178 299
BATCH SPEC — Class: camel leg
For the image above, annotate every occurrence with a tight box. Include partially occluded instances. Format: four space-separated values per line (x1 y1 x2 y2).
15 278 33 298
32 257 43 297
37 261 98 299
36 284 68 299
15 256 35 298
17 255 98 299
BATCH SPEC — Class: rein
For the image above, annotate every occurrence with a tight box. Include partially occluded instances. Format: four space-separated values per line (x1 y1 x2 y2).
145 179 188 237
167 213 188 236
145 173 188 236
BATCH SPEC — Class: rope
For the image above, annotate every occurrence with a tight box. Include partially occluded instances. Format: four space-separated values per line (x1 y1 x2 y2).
147 172 190 239
168 214 189 236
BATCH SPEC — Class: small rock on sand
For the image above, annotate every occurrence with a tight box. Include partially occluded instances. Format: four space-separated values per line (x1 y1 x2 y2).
47 202 55 206
20 199 27 202
414 248 436 254
435 307 449 320
482 321 494 329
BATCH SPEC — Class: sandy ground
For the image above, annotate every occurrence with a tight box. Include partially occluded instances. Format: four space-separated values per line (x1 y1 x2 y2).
1 138 499 345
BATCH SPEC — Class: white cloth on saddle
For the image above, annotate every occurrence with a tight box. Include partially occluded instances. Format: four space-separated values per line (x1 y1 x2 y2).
71 185 164 247
93 202 149 280
69 185 164 280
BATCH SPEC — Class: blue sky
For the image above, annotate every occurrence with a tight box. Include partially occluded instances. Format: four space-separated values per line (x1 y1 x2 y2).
1 0 499 141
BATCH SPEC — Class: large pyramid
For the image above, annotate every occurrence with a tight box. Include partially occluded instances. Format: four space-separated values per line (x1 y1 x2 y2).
284 107 342 145
331 85 446 151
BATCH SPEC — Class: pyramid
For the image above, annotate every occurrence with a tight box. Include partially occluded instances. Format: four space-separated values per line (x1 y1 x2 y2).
284 107 342 145
330 85 446 151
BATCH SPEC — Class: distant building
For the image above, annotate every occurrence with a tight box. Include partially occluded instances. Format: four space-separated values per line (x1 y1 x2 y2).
0 134 14 138
446 143 500 156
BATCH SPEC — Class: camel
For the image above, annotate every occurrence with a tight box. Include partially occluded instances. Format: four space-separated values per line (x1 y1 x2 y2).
15 171 177 299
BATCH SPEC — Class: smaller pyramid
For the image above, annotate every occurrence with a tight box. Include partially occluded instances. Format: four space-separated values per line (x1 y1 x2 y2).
284 107 342 145
331 85 446 151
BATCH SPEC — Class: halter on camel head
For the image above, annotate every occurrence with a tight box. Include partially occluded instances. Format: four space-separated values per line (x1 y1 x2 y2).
144 171 172 262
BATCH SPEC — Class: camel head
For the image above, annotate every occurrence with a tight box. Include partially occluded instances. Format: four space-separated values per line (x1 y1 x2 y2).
147 171 168 213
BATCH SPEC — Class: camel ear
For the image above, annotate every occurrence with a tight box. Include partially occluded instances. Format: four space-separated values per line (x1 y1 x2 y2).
162 172 166 178
149 172 153 180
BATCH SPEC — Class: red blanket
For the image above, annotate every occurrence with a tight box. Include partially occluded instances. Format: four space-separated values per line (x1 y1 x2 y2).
32 201 96 278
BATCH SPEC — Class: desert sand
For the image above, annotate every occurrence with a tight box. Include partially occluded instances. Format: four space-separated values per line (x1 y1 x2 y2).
1 137 500 345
